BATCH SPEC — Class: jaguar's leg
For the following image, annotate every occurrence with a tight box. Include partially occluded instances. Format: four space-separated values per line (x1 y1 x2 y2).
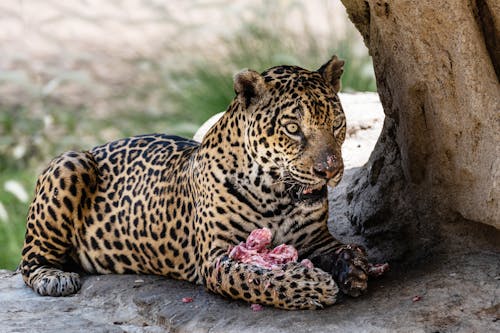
310 244 370 297
202 253 339 310
303 226 370 297
20 151 98 296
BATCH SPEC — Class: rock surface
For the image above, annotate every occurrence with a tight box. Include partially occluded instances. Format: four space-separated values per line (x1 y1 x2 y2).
1 239 498 333
340 0 499 234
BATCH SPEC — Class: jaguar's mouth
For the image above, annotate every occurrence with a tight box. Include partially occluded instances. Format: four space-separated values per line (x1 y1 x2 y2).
289 183 328 204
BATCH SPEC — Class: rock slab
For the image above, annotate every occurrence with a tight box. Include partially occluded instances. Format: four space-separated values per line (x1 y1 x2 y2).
1 243 499 333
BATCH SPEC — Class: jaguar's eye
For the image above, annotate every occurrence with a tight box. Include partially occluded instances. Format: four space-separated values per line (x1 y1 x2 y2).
332 118 343 131
284 123 300 135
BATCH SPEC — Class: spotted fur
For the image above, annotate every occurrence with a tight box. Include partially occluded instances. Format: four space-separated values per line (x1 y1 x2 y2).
21 55 369 309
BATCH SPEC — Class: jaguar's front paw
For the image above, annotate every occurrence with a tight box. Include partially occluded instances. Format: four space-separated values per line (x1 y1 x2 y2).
332 244 369 297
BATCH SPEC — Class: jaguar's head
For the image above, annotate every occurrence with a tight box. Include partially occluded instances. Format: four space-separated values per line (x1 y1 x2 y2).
235 55 346 204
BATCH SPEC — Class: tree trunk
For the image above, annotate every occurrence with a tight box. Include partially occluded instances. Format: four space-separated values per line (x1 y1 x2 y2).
338 0 499 260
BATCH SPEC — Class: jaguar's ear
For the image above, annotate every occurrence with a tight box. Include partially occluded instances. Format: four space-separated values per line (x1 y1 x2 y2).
317 55 344 93
234 69 267 110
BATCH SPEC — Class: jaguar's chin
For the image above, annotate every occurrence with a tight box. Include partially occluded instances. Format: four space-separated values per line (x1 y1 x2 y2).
327 170 344 188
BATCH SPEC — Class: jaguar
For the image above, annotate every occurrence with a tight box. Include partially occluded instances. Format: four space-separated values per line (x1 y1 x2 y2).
21 55 372 309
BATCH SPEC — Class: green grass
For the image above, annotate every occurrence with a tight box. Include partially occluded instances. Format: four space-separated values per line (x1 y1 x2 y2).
0 169 35 269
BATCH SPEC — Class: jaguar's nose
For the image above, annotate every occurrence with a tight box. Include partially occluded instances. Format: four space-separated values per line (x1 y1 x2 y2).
312 154 343 180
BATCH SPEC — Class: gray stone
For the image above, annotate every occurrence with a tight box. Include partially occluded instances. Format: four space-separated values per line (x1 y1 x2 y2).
1 225 499 333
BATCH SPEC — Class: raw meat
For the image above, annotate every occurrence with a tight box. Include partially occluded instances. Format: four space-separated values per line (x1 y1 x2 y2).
299 258 314 269
412 295 422 302
228 228 308 270
245 228 272 250
228 228 391 280
368 263 390 277
250 303 263 311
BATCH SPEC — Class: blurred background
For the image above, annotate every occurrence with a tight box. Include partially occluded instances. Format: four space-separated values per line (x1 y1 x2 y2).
0 0 376 269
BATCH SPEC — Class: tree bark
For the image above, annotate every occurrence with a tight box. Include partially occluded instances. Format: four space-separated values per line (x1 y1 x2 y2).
338 0 499 260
